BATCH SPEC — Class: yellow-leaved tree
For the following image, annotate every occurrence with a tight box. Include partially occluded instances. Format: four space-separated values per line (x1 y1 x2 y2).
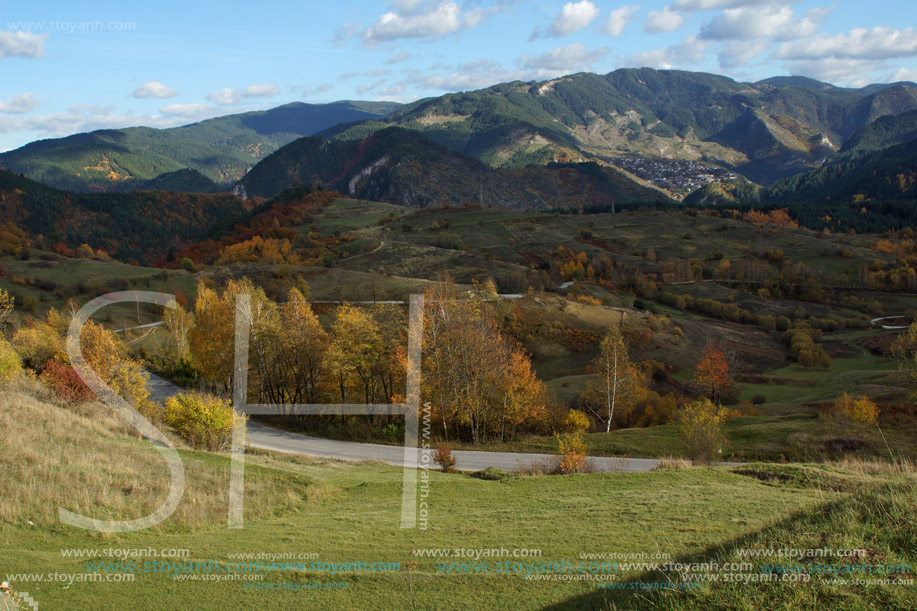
679 398 726 463
261 288 329 404
78 320 150 409
585 326 645 432
327 304 384 404
163 299 195 365
190 278 274 393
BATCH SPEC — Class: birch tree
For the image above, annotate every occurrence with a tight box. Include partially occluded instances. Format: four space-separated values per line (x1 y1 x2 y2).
586 326 643 432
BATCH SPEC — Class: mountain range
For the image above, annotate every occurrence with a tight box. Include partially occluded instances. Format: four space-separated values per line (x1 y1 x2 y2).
0 101 399 192
1 68 916 206
234 126 669 209
686 109 917 205
319 69 917 185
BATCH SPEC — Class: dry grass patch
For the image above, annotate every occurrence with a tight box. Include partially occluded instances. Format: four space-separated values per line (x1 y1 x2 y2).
654 456 696 470
0 386 318 531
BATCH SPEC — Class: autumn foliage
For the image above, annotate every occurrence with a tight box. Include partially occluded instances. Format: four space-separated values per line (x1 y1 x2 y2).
693 342 733 407
11 307 149 409
422 279 550 444
433 447 457 473
556 432 588 474
743 209 798 228
0 338 21 384
830 393 879 425
584 326 645 432
679 398 726 463
39 360 93 405
164 392 245 451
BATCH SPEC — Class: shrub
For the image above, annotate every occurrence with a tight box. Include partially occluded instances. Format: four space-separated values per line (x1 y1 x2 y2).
0 338 22 384
164 392 245 451
435 232 465 250
751 394 767 405
433 447 457 473
11 322 64 369
39 360 93 405
556 432 588 474
679 398 726 463
831 392 879 425
563 409 591 434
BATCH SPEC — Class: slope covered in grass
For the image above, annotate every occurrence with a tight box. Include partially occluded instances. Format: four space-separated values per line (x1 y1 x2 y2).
0 385 851 610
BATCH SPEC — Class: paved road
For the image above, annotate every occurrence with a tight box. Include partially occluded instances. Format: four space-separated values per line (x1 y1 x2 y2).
146 373 660 472
870 316 910 330
244 420 660 472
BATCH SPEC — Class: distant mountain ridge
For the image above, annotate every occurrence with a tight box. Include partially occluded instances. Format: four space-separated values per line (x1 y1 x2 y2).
688 110 917 205
4 69 917 193
767 137 917 203
0 101 400 192
235 127 671 209
322 69 917 185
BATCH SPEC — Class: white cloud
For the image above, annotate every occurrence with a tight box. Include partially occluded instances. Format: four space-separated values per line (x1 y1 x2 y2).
780 57 887 87
0 30 47 59
621 36 708 68
644 6 684 34
517 43 609 78
379 84 406 96
207 88 239 105
131 80 178 99
890 67 917 82
700 5 828 42
776 27 917 61
363 1 490 44
242 84 278 97
602 5 640 38
332 23 357 46
400 43 610 93
393 0 426 12
532 1 601 40
365 68 391 77
0 104 223 140
717 39 772 67
673 0 792 10
207 84 279 105
160 103 212 117
0 93 40 114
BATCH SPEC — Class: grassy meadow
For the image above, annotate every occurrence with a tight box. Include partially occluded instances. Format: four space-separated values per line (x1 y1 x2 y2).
2 384 915 610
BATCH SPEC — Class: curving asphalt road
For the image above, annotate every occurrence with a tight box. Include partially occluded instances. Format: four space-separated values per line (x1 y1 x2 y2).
147 373 660 472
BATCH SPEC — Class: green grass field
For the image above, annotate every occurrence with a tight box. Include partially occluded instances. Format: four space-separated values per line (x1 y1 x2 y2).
310 198 406 232
4 386 914 610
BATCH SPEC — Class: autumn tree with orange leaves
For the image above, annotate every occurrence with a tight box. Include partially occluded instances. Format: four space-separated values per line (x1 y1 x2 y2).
422 278 548 444
693 342 733 408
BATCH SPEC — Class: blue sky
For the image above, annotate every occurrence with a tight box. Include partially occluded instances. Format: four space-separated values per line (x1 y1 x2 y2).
1 0 916 151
